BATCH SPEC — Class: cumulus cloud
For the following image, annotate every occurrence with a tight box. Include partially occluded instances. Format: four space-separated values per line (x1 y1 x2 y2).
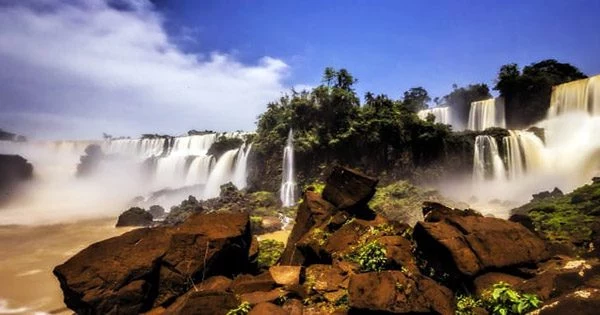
0 0 290 139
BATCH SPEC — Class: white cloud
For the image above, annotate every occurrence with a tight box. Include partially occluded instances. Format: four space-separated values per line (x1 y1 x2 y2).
0 0 290 139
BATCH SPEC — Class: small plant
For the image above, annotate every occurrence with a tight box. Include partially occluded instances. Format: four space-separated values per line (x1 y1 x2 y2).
347 240 387 272
226 301 251 315
456 295 483 315
310 228 331 246
481 282 541 315
257 239 285 268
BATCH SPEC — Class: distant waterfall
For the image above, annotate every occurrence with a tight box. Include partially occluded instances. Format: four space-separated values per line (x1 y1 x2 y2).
467 98 506 131
503 130 546 179
203 149 241 199
548 75 600 117
473 135 506 182
232 143 252 190
417 107 452 125
280 130 297 207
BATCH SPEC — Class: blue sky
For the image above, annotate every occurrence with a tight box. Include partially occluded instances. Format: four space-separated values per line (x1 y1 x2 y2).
1 0 599 139
160 0 600 99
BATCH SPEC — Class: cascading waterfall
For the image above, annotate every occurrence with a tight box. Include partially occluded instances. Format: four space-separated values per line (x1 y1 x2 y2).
203 148 241 199
417 107 452 125
232 143 252 189
473 135 506 182
548 75 600 117
467 98 506 131
503 130 546 180
280 129 297 207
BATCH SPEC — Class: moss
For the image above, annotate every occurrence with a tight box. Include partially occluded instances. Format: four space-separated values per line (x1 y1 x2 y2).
257 239 285 268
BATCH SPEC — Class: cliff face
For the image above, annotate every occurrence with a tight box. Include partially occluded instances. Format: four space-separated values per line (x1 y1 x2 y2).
0 154 33 203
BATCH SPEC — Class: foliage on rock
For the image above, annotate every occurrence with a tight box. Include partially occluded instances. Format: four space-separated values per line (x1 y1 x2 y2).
226 301 251 315
347 240 388 272
257 239 285 268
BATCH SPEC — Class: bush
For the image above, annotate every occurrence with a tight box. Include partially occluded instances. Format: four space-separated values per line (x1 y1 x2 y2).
481 282 541 315
347 240 387 272
456 295 483 315
257 239 285 268
226 301 251 315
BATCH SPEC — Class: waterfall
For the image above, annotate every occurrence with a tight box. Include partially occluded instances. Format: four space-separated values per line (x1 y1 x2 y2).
232 143 252 189
548 75 600 117
280 129 297 207
417 107 452 125
467 98 506 131
203 149 240 199
184 155 214 186
503 130 546 180
473 135 506 182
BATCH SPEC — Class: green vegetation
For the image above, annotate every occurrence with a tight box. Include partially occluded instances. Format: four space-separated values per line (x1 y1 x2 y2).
347 240 388 272
257 239 285 268
481 282 541 315
309 228 331 246
207 135 244 159
455 295 483 315
513 181 600 249
226 301 251 315
495 59 586 128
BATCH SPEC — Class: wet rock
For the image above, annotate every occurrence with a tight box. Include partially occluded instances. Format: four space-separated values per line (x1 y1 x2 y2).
116 207 153 227
414 216 549 278
322 166 378 215
249 302 288 315
54 212 252 314
348 270 454 314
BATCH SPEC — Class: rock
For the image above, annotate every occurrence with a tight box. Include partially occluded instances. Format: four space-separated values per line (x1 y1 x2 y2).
163 195 204 225
269 266 301 286
249 302 288 315
322 166 378 214
164 291 239 315
348 271 454 314
280 191 335 265
535 288 600 315
282 299 304 315
0 154 33 203
414 216 549 278
54 212 252 314
148 205 166 219
240 288 287 305
230 272 277 295
422 201 482 222
531 188 563 202
76 144 104 178
305 264 348 293
473 272 525 295
116 207 153 227
196 276 232 292
509 213 536 232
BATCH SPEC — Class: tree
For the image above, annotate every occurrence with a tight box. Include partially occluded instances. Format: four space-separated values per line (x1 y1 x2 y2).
494 59 587 128
402 87 431 112
442 83 491 128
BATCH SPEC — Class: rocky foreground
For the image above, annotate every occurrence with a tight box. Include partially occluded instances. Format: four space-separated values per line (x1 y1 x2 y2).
54 166 600 314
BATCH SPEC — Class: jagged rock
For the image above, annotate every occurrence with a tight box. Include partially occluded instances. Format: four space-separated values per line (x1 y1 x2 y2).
414 215 549 278
269 266 301 286
473 272 525 295
534 288 600 315
116 207 153 227
322 166 378 214
532 188 564 202
148 205 166 219
249 302 288 315
348 271 454 314
240 288 287 305
509 213 536 232
0 154 32 203
163 196 204 225
54 212 252 314
305 264 348 293
230 272 277 295
280 191 335 265
164 291 239 315
422 201 482 222
76 144 104 177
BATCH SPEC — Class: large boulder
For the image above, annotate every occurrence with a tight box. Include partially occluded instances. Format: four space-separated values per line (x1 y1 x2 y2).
322 166 378 214
535 288 600 315
348 271 454 314
414 215 549 278
115 207 153 227
0 154 32 203
54 212 252 314
280 190 335 265
164 291 239 315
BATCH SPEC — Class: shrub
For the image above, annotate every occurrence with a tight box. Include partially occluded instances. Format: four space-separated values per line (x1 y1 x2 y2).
257 239 285 268
456 295 483 315
481 282 541 315
347 240 387 272
226 301 251 315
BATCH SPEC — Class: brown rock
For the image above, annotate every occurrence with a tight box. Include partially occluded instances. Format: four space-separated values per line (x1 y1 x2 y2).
269 266 301 286
197 276 232 292
536 288 600 315
240 288 287 305
414 216 549 277
163 291 239 315
282 298 304 315
322 166 378 213
473 272 525 295
422 201 482 222
116 207 154 227
305 264 347 293
249 302 289 315
53 212 252 314
348 271 454 314
280 191 335 265
231 272 277 295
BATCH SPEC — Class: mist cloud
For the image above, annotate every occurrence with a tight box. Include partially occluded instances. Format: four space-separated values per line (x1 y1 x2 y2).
0 0 290 140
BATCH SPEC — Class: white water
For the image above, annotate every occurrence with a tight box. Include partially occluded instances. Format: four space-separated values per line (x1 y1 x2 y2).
467 98 506 131
473 135 506 183
548 75 600 117
280 129 297 207
0 133 251 225
417 107 452 125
